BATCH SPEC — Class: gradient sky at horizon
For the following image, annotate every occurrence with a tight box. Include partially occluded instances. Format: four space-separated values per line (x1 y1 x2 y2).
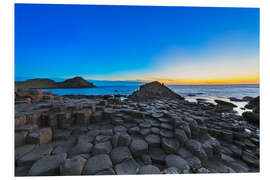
15 4 260 85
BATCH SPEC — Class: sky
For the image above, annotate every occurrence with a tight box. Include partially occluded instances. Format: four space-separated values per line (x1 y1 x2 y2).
15 4 260 85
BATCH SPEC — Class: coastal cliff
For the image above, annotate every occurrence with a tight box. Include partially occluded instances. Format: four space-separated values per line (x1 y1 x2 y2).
15 76 96 89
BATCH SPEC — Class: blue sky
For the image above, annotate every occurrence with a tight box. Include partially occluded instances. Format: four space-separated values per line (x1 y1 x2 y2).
15 4 259 84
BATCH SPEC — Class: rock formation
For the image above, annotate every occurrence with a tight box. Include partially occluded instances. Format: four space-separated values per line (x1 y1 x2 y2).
15 85 259 176
128 81 184 100
15 76 96 89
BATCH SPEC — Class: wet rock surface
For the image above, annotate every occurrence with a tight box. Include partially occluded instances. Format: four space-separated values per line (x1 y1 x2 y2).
15 85 259 176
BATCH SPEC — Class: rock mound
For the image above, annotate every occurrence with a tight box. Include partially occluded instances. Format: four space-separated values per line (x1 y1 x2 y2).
57 77 96 88
129 81 184 100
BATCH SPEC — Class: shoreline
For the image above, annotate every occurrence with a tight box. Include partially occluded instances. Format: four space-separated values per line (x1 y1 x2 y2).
15 84 260 176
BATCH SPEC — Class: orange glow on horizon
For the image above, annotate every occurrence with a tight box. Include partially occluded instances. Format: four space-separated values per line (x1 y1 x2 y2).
143 75 260 85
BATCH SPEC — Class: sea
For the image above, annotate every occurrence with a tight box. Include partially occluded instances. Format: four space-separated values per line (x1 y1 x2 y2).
42 82 259 115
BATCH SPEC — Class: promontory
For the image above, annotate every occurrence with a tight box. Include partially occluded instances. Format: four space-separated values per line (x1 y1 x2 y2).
15 76 96 89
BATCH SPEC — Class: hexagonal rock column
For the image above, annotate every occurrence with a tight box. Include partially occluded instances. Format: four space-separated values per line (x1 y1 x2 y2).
110 146 132 164
82 154 113 175
161 137 179 153
15 115 26 128
145 134 161 147
165 154 190 172
17 144 53 167
56 112 72 129
75 109 92 125
92 141 112 155
69 136 93 157
27 128 52 145
15 131 28 147
129 139 148 157
28 153 67 176
139 165 161 174
60 156 87 175
185 139 208 166
114 159 140 175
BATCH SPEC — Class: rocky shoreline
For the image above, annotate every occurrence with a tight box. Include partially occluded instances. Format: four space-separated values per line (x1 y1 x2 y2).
15 81 259 176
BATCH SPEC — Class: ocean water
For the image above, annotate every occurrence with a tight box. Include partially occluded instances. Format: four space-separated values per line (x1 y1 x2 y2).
43 83 259 115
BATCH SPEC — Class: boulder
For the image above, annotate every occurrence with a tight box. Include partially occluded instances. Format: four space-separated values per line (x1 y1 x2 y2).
28 153 67 176
242 111 259 125
83 154 113 175
214 100 237 107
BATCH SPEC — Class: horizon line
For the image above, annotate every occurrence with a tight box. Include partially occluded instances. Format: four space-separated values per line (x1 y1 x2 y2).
15 76 260 86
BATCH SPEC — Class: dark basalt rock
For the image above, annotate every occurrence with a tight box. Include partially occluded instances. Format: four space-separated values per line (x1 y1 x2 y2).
242 111 259 125
14 88 260 175
114 159 140 175
128 81 184 100
83 154 113 175
165 154 190 172
110 146 132 164
245 96 260 113
139 165 161 174
28 153 67 176
214 100 237 107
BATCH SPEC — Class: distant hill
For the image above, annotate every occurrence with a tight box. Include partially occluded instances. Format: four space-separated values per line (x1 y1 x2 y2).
15 76 96 89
